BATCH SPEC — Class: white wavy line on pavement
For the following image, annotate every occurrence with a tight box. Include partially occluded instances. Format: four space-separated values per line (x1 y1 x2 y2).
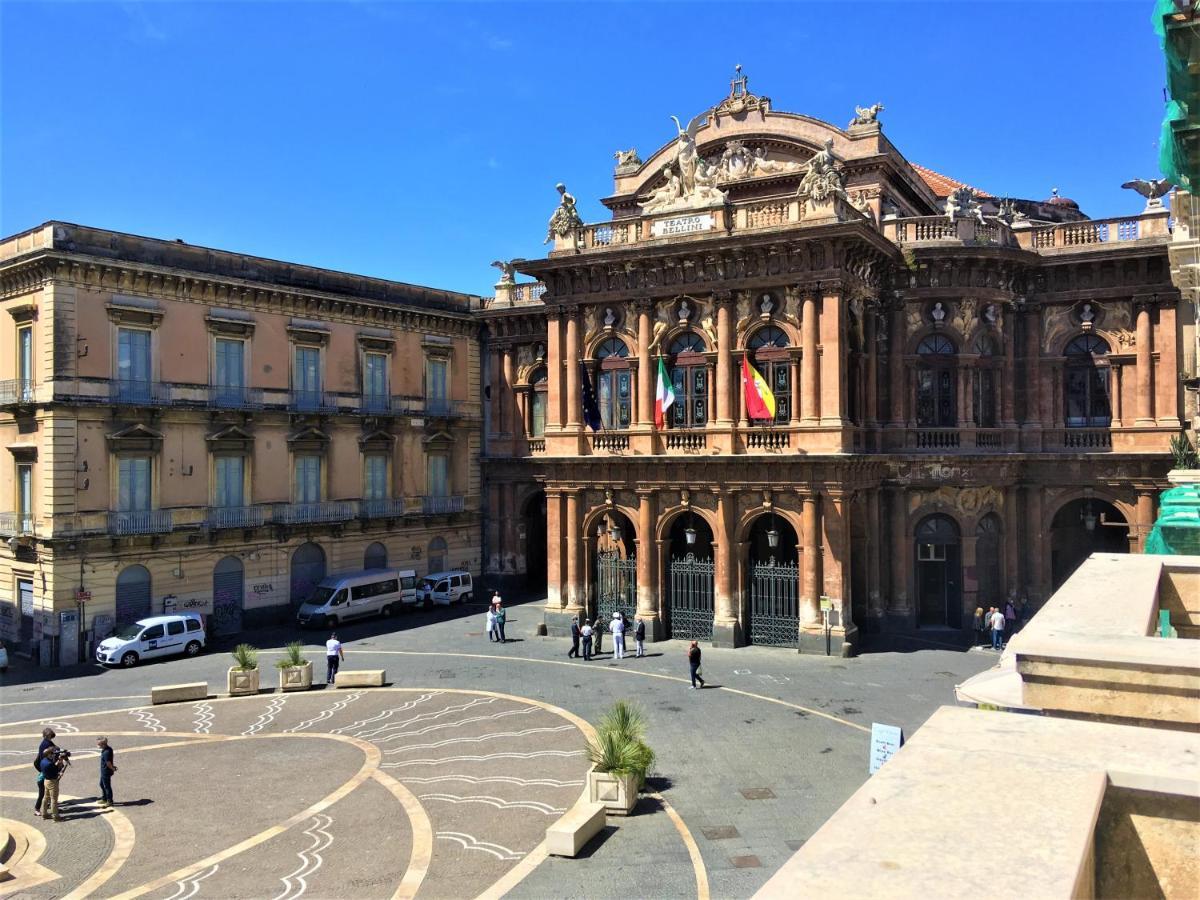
435 831 524 861
362 698 499 743
382 750 585 768
286 693 362 733
332 692 440 734
419 793 566 815
192 702 214 734
386 724 575 754
381 705 537 742
242 697 287 736
272 813 334 900
129 709 165 733
400 774 585 788
40 719 79 734
162 862 219 900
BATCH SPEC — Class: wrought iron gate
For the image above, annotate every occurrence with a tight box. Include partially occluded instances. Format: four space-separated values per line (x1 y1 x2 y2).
749 557 800 647
668 553 714 640
596 552 636 623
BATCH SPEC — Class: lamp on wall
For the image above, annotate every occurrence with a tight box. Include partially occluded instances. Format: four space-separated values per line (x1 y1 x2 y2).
766 516 780 549
684 511 697 546
608 522 622 544
1081 502 1097 533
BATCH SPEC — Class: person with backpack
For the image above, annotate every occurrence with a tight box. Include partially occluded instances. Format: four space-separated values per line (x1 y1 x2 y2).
38 747 65 822
33 727 57 817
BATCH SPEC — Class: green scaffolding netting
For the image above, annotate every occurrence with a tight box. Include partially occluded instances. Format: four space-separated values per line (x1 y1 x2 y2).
1145 485 1200 554
1154 0 1197 190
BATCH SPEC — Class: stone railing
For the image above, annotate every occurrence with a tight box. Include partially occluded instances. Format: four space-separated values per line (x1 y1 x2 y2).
580 220 640 249
1020 212 1167 252
912 429 961 450
745 429 791 450
511 282 546 304
527 438 546 454
205 505 270 529
888 216 1017 247
108 509 174 535
1058 428 1113 450
973 429 1004 450
360 498 406 519
665 431 706 452
592 432 630 452
421 495 466 515
739 199 793 230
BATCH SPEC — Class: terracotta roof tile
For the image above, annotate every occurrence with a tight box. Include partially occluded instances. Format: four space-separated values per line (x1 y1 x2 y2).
911 163 993 199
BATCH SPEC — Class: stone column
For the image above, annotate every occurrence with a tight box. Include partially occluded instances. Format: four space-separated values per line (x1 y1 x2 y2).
1004 486 1020 595
706 362 716 424
712 490 743 647
636 490 662 639
819 288 844 425
547 312 564 431
1026 485 1045 603
889 486 909 615
565 489 583 617
489 348 503 437
864 309 878 427
789 355 802 426
716 294 734 425
637 302 653 429
545 489 564 612
866 488 882 626
501 346 516 436
565 312 581 430
801 291 820 423
889 304 906 425
1156 303 1179 426
799 491 821 626
1137 490 1156 551
1113 365 1125 427
1024 306 1042 427
500 482 515 573
1135 300 1154 424
1001 320 1017 426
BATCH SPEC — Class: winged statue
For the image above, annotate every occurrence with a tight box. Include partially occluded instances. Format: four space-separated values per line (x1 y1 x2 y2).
490 260 516 284
669 112 707 197
1120 178 1173 201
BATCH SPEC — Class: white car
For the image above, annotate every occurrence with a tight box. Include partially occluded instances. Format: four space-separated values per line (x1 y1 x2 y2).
96 614 205 667
417 571 474 606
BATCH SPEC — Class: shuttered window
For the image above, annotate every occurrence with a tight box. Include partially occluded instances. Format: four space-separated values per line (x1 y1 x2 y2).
118 328 151 384
214 456 245 508
118 457 151 511
428 454 448 497
215 338 244 388
295 455 321 503
364 353 388 403
364 454 388 500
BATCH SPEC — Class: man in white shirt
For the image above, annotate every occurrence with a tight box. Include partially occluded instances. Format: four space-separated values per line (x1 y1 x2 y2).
580 620 593 661
326 633 344 684
612 613 626 659
989 608 1006 651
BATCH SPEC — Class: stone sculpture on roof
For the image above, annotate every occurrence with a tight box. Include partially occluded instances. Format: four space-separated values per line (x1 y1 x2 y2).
796 139 848 203
640 114 728 214
945 186 985 224
614 148 642 171
544 183 583 244
849 103 885 127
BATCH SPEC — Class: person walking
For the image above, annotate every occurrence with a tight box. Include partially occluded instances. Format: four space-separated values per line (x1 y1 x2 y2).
687 641 705 689
611 612 626 659
580 620 593 661
990 606 1006 651
568 615 581 658
972 607 986 647
486 604 497 642
493 599 507 643
325 632 344 684
1004 597 1017 639
33 727 57 817
634 617 646 658
96 737 117 809
592 617 604 657
38 748 64 822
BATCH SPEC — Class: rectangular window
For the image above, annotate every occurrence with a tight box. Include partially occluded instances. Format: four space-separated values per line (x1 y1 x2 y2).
118 328 151 399
118 457 152 511
214 456 245 508
16 463 32 532
427 358 448 407
428 454 448 497
364 454 388 500
294 345 321 408
364 353 388 409
17 327 32 398
215 338 245 389
294 454 321 503
531 390 547 437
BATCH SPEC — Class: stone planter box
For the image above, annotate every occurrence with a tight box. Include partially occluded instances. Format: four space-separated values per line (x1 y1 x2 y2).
228 667 260 697
1166 469 1200 485
587 768 639 816
278 660 313 692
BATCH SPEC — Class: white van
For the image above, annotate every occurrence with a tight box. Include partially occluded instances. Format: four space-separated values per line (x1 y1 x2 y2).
96 614 206 667
417 571 474 607
296 569 417 628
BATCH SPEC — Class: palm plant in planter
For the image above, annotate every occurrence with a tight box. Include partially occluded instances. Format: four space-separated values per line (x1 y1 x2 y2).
586 700 655 815
227 644 260 696
275 641 313 692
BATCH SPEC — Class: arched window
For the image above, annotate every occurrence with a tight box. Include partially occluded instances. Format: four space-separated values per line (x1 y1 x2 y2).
916 335 957 427
972 334 999 429
748 327 791 424
668 332 708 428
364 541 388 570
529 368 547 437
115 564 152 627
428 537 448 574
914 514 962 628
595 338 631 429
1064 334 1111 427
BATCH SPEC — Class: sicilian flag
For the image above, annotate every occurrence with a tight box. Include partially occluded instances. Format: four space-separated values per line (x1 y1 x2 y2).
654 356 675 429
742 353 777 420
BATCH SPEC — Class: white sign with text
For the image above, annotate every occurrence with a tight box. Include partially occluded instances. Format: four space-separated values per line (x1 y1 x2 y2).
651 213 714 238
869 722 903 774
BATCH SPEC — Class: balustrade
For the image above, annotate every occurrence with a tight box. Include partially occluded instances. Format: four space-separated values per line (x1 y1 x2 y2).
973 430 1003 450
745 429 790 450
743 200 789 229
206 505 269 529
1028 217 1143 250
421 495 465 515
665 431 706 452
913 429 961 450
108 509 173 535
592 432 630 452
1060 428 1113 450
527 438 546 454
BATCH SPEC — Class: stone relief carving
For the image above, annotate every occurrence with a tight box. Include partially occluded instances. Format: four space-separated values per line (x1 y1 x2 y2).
796 139 848 203
700 314 718 349
950 298 975 336
544 183 583 244
850 190 877 226
945 187 985 223
1041 304 1075 354
849 103 884 127
712 64 771 118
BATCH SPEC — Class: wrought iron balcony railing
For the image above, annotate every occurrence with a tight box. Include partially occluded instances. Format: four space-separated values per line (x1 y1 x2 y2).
273 501 354 525
358 393 397 415
288 390 340 414
209 385 265 410
110 380 173 406
360 497 406 519
206 505 270 529
0 379 36 405
421 495 465 515
423 398 460 418
0 512 35 536
108 509 173 535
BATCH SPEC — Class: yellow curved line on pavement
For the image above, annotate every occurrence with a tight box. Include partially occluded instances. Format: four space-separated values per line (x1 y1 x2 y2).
370 769 432 900
649 791 711 900
0 694 152 709
0 734 228 773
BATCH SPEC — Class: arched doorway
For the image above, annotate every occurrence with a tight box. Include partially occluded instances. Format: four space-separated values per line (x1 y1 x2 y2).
746 514 800 647
916 335 957 427
1051 498 1128 589
115 565 152 628
290 543 326 609
667 513 714 640
523 490 547 592
212 556 244 637
594 509 636 623
364 542 388 570
914 515 962 628
975 514 1003 609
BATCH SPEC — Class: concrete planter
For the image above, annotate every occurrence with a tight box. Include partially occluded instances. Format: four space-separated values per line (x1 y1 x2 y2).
1166 469 1200 485
227 667 260 697
278 660 313 692
587 768 639 816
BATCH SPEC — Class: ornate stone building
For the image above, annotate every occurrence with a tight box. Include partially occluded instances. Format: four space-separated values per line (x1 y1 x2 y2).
481 72 1190 652
0 223 481 664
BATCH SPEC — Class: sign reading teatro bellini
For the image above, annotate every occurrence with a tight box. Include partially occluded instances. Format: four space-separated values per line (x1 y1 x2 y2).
651 213 715 237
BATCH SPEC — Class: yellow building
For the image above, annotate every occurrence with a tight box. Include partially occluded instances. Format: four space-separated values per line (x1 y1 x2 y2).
0 223 482 664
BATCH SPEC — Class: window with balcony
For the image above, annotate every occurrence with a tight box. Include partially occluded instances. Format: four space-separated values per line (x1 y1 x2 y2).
426 356 449 414
118 457 152 512
364 453 388 500
17 326 33 401
972 333 999 429
1064 334 1112 427
214 455 245 508
363 352 389 412
595 338 631 429
668 332 708 428
294 345 322 410
916 334 957 428
214 338 246 405
530 368 547 437
428 453 448 497
294 454 322 504
117 328 152 401
16 463 32 533
748 326 791 425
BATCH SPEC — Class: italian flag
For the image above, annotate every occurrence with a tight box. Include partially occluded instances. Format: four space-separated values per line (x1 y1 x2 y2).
742 353 777 420
654 356 675 428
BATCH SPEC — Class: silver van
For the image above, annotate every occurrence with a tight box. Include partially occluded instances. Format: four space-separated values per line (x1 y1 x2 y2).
297 568 417 628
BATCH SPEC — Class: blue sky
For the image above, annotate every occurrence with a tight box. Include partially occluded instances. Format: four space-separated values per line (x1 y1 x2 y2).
1 1 1169 295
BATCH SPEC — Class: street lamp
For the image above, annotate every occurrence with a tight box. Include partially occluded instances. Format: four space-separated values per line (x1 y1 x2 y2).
1081 502 1097 533
685 511 697 546
609 523 622 543
766 520 780 549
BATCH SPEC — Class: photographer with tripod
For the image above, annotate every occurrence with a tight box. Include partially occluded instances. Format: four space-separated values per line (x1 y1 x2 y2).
33 727 58 817
38 746 69 822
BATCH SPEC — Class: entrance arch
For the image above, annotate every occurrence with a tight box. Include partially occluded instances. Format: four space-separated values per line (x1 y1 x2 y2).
666 513 715 640
914 515 962 628
593 509 636 623
1051 498 1128 589
212 556 244 637
115 564 152 628
364 541 388 570
290 543 326 609
522 490 547 592
746 514 800 647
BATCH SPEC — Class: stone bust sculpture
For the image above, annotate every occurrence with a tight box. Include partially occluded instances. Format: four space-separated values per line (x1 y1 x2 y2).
603 307 617 328
931 302 946 323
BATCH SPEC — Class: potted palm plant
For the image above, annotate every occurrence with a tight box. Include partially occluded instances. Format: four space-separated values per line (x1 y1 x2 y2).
228 643 260 696
586 700 655 815
275 641 313 692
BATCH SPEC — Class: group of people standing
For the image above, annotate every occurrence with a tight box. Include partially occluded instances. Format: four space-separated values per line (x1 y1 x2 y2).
485 595 508 643
32 727 117 822
974 597 1028 650
568 612 646 661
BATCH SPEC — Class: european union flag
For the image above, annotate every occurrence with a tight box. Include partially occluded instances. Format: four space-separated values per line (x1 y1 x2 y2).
580 361 603 432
